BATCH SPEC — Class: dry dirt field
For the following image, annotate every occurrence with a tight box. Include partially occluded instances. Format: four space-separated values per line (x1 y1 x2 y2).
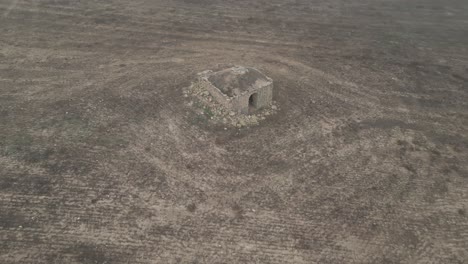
1 0 468 263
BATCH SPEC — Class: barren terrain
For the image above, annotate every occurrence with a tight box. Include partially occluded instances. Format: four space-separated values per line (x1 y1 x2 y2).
1 0 467 263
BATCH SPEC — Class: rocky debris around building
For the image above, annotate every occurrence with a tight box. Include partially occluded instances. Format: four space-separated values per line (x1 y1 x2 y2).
183 81 279 128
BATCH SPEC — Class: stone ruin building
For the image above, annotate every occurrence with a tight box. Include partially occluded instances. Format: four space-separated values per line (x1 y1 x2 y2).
197 65 273 114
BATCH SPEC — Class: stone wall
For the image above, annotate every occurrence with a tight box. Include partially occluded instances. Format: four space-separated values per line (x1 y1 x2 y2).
231 94 249 114
255 83 273 109
231 84 273 114
199 78 232 109
198 77 273 115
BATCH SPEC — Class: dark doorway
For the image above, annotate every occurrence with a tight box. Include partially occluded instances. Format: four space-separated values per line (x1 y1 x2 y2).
249 93 258 107
249 93 258 113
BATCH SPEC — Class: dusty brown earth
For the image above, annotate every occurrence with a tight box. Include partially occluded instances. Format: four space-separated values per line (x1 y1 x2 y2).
1 0 468 263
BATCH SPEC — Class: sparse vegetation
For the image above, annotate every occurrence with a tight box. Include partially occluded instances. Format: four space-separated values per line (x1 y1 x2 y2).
458 208 466 216
203 106 215 119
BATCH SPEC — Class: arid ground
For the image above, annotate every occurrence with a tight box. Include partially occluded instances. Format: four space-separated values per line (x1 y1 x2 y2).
1 0 467 263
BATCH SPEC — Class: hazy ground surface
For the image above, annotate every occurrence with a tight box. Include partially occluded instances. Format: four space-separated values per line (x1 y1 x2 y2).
1 0 467 263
